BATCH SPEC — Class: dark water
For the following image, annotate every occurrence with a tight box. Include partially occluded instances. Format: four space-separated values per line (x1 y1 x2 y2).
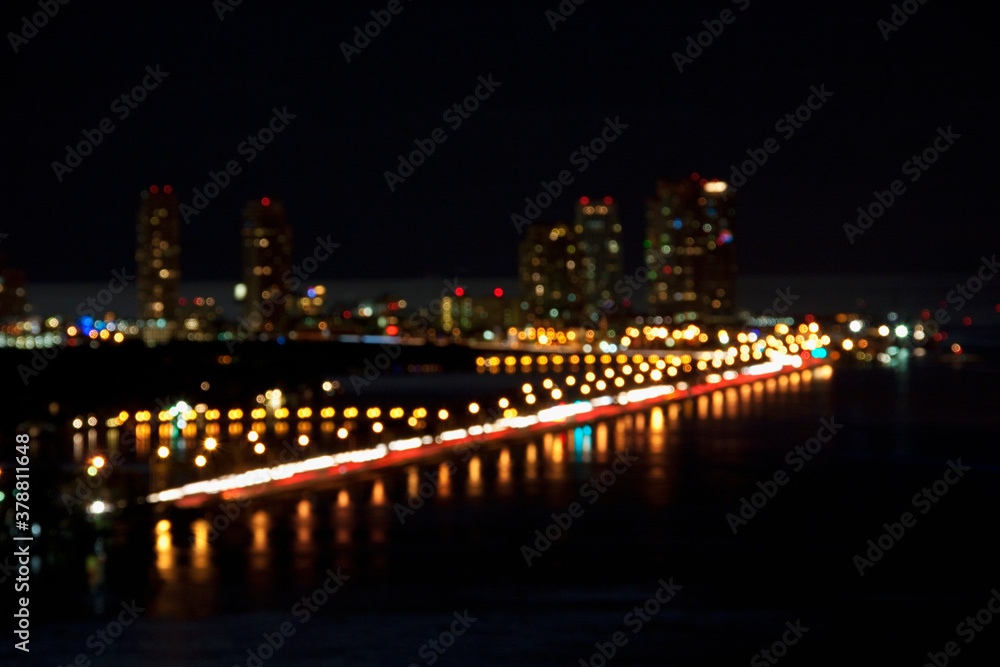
11 359 1000 666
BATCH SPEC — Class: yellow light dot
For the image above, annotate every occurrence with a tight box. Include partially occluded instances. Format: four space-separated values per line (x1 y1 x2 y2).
92 456 105 468
254 443 265 454
157 446 169 458
298 435 309 446
526 394 536 404
247 431 259 442
204 437 217 450
337 428 349 439
438 409 449 420
499 398 509 408
195 455 207 467
469 402 480 414
372 422 383 433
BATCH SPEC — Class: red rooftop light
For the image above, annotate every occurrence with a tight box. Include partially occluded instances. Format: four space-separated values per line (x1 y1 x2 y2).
261 197 271 207
579 197 589 205
494 288 503 298
455 287 465 297
603 196 613 204
163 185 173 194
690 172 700 181
150 185 159 194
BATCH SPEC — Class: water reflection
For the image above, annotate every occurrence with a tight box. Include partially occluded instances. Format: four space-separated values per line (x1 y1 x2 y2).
137 367 833 620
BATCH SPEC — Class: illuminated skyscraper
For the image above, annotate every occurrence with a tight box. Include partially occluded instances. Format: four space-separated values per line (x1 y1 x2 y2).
136 185 180 336
240 197 293 335
645 176 736 323
572 196 624 321
518 197 624 328
518 221 582 327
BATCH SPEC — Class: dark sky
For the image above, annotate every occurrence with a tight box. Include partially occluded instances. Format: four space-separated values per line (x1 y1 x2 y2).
2 0 996 284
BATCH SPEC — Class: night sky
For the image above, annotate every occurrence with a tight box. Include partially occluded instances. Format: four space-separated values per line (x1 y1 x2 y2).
2 0 996 284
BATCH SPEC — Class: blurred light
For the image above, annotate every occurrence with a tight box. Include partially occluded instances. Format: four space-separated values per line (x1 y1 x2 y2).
92 456 105 469
298 435 309 446
849 320 863 333
878 325 890 336
157 446 170 458
254 443 266 454
204 437 218 450
195 455 207 467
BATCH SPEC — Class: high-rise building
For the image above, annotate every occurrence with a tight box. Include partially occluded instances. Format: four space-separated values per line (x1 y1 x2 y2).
518 220 583 328
240 197 293 335
518 197 624 329
572 196 624 321
136 185 180 340
645 176 736 323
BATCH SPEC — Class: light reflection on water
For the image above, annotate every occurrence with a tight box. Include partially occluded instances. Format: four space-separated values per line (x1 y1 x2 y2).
131 369 836 619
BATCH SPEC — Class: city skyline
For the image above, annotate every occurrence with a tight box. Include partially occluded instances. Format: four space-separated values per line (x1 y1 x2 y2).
3 2 995 285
